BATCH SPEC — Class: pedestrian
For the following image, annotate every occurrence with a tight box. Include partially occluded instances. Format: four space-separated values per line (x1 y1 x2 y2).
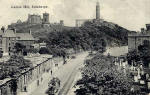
51 70 53 75
58 80 60 87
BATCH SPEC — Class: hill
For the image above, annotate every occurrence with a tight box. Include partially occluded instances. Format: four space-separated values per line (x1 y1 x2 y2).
8 22 73 38
8 20 131 55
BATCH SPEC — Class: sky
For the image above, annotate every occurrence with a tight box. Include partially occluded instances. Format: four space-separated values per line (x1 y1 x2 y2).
0 0 149 31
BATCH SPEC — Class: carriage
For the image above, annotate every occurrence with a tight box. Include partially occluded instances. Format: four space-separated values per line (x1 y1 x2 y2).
46 77 61 95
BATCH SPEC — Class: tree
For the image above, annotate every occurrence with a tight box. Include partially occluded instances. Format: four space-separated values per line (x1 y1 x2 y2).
75 54 134 95
127 50 141 65
10 79 18 95
26 48 39 54
59 48 68 64
14 43 25 54
138 40 150 67
39 47 49 54
2 54 33 77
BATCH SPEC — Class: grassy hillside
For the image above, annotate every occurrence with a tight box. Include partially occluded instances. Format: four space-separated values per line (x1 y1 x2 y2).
9 20 131 55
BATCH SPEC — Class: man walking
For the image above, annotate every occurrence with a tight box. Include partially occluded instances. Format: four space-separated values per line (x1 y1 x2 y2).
51 70 53 75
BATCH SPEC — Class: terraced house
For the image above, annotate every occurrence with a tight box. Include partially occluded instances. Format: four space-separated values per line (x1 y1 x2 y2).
0 27 35 56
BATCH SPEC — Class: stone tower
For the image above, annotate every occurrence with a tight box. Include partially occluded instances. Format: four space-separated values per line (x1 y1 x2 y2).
96 1 100 20
42 13 49 24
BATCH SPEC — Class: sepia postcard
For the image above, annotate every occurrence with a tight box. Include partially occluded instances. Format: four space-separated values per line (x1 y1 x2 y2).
0 0 150 95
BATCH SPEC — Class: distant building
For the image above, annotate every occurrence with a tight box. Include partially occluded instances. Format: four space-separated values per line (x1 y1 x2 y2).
32 42 47 50
27 13 50 25
128 24 150 52
8 12 66 30
42 13 49 24
0 27 35 56
27 14 42 24
16 30 35 49
0 28 17 56
76 19 92 27
39 42 46 48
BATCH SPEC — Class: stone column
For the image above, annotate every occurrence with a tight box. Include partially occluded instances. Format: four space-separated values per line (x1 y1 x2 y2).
134 75 138 82
137 68 141 79
147 80 150 90
146 74 149 80
131 61 134 71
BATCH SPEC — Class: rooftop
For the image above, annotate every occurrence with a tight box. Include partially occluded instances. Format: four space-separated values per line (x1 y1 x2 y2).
0 78 11 86
24 54 52 67
2 30 16 37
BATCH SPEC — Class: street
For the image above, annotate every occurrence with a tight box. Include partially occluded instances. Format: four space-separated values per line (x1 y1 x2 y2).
30 52 88 95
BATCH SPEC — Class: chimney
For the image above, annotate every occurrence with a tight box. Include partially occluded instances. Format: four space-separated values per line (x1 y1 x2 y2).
1 26 5 33
146 24 150 31
141 28 145 34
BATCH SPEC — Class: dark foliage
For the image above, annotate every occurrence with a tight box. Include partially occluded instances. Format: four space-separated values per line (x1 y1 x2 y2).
127 40 150 67
41 21 129 57
0 55 33 80
138 40 150 67
14 43 25 53
75 54 134 95
39 47 49 54
46 77 60 95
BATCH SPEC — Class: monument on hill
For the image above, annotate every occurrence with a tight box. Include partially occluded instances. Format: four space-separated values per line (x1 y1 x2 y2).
96 1 100 20
76 1 101 27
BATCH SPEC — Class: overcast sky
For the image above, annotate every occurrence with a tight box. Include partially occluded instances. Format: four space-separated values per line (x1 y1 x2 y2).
0 0 149 31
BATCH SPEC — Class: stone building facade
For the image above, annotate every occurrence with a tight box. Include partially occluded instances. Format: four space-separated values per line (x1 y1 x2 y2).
16 30 35 50
42 13 49 24
76 19 92 27
128 24 150 52
0 29 17 56
0 55 53 95
27 13 50 25
27 14 42 24
0 28 35 56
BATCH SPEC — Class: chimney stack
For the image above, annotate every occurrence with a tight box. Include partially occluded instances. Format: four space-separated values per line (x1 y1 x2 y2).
1 26 5 33
146 24 150 31
141 28 145 34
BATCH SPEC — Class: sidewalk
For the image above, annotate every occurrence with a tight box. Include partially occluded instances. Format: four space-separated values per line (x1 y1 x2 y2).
29 58 71 95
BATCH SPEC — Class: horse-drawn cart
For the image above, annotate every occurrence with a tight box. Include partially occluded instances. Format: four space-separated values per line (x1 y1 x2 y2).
46 77 61 95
